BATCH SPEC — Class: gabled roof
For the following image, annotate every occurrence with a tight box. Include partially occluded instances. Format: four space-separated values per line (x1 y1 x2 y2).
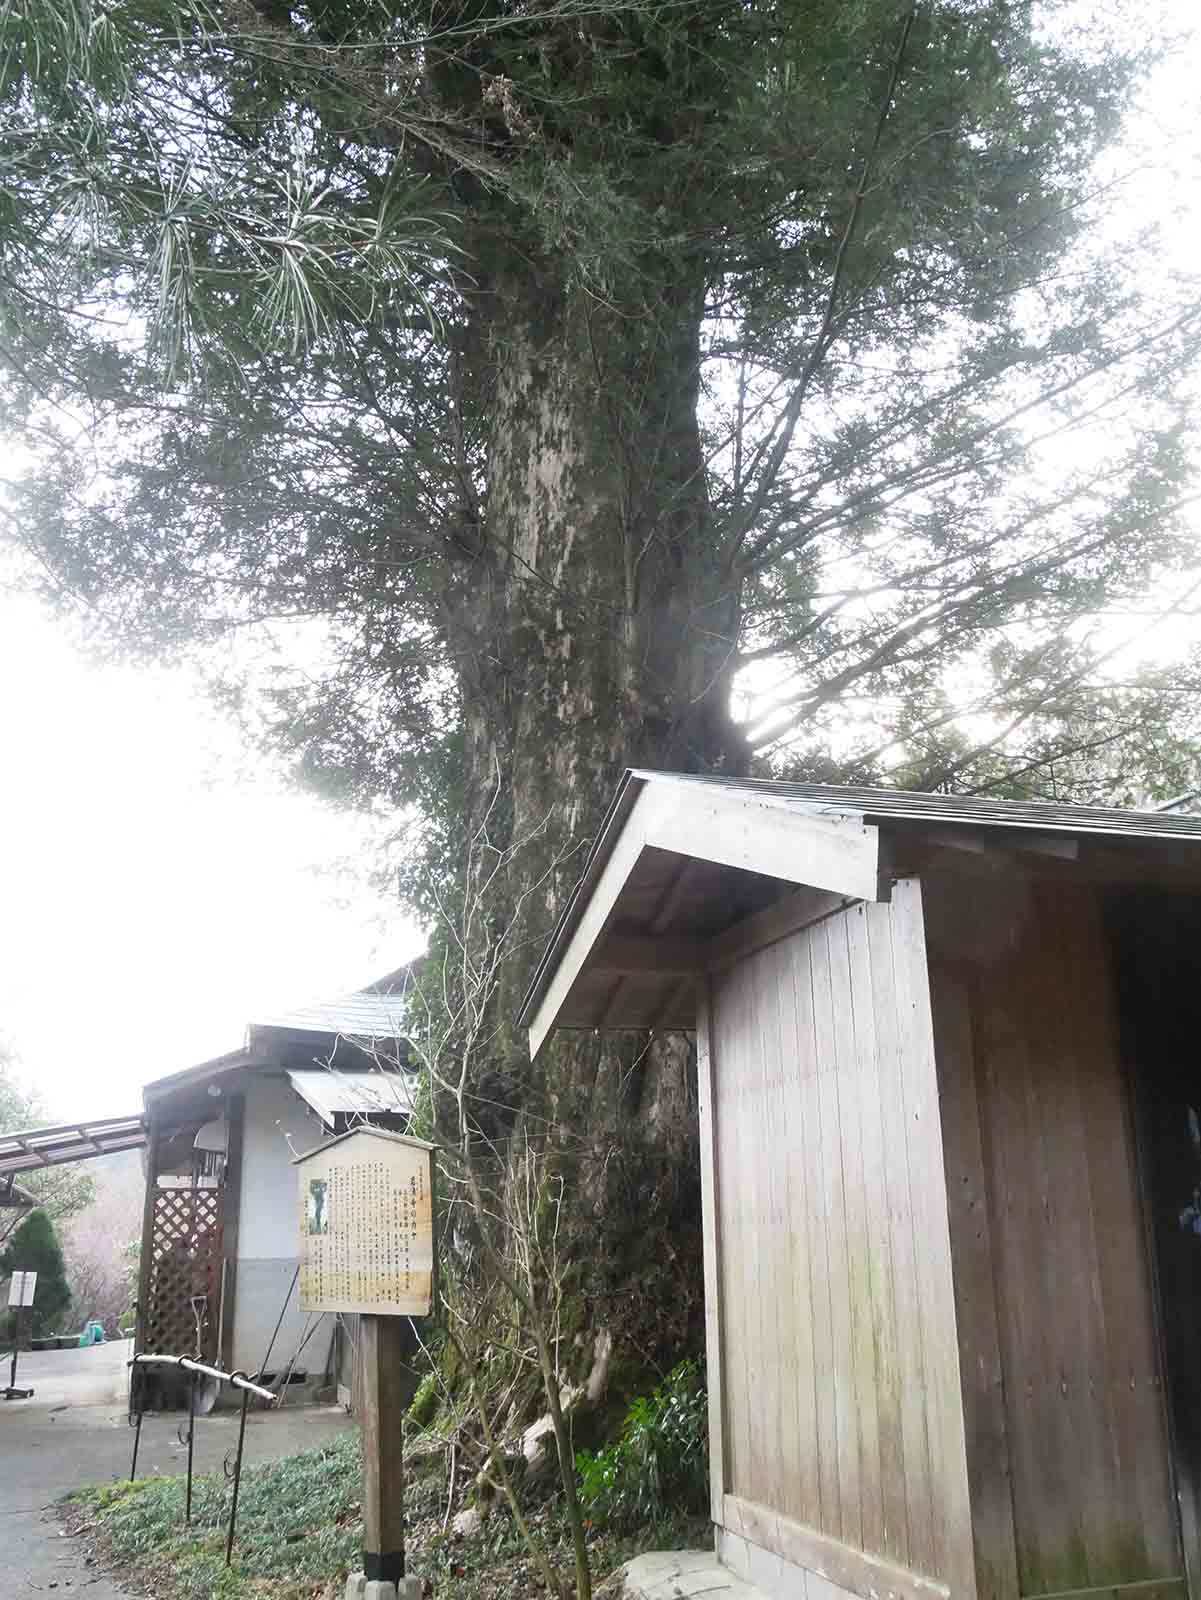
519 769 1201 1060
144 975 413 1104
292 1124 436 1165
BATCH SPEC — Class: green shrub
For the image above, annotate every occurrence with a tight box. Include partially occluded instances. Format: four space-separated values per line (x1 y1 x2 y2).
576 1360 708 1530
1 1209 72 1336
407 1371 440 1427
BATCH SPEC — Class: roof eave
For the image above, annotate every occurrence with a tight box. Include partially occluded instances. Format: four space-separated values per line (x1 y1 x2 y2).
291 1125 438 1164
142 1048 256 1106
521 772 886 1059
516 769 649 1032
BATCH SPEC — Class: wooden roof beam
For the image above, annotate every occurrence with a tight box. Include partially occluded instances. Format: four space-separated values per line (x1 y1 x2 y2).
593 934 709 976
920 826 1078 861
12 1134 48 1166
706 885 853 973
649 856 699 934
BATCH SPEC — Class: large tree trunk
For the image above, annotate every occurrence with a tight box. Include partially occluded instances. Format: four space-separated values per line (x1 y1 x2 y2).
460 246 746 927
438 245 747 1377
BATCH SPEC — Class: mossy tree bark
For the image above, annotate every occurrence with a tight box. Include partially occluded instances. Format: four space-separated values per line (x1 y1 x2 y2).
427 243 746 1383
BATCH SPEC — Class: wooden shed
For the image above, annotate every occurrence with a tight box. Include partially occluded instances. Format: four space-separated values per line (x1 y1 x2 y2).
519 771 1201 1600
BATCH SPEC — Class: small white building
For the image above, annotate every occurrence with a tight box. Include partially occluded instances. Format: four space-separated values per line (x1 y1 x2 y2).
135 974 419 1405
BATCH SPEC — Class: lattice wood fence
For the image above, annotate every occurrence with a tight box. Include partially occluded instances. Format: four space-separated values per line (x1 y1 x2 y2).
142 1187 223 1360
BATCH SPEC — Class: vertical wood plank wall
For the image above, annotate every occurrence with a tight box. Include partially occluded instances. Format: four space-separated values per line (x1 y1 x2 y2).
923 872 1182 1600
711 880 972 1600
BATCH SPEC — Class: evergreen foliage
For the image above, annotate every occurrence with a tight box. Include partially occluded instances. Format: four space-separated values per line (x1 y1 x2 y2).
576 1361 710 1529
3 0 1200 1428
0 0 1196 816
1 1207 74 1337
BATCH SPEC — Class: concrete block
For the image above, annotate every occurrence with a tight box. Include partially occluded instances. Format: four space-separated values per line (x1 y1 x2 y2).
806 1573 854 1600
344 1576 368 1600
625 1548 767 1600
716 1531 752 1586
396 1580 424 1600
628 1551 713 1584
364 1582 397 1600
670 1569 746 1598
746 1540 788 1600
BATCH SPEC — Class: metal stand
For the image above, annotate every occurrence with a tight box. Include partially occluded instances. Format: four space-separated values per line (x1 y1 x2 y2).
126 1355 277 1561
129 1399 145 1480
4 1308 33 1401
225 1380 251 1566
184 1368 197 1523
129 1362 146 1480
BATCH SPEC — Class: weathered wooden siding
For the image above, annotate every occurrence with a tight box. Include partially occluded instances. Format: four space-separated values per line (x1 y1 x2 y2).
710 880 971 1598
924 872 1182 1600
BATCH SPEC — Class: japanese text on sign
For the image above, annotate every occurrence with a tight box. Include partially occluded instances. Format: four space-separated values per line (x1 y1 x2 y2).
296 1133 434 1317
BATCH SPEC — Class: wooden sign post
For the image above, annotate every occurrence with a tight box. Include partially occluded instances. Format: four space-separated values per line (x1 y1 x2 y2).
294 1128 435 1600
5 1269 37 1401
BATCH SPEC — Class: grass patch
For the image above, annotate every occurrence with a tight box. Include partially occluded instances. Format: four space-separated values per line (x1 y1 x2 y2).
69 1430 369 1599
67 1426 708 1600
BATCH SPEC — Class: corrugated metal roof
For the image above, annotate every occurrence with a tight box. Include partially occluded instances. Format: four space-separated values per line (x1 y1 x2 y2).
629 770 1201 842
250 989 410 1040
0 1114 147 1177
286 1068 418 1126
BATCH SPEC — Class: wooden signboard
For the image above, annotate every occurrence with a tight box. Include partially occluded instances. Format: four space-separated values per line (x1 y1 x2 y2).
293 1127 435 1317
294 1125 436 1596
5 1269 37 1399
7 1270 36 1308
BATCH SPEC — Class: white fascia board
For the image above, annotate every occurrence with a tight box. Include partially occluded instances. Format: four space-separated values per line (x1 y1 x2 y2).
526 780 884 1062
527 787 656 1062
639 780 884 904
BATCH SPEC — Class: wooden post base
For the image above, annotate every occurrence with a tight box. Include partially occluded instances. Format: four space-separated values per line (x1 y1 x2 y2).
359 1315 420 1589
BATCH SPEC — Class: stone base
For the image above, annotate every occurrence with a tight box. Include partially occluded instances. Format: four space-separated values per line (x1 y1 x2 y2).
344 1574 424 1600
620 1550 763 1600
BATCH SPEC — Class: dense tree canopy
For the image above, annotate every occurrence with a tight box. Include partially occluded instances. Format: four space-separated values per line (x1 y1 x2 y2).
3 0 1200 1390
3 0 1198 828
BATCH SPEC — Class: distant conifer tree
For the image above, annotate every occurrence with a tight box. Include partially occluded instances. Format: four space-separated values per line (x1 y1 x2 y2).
2 1209 73 1339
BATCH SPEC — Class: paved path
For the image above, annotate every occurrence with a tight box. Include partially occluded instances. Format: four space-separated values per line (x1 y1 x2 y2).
0 1339 355 1597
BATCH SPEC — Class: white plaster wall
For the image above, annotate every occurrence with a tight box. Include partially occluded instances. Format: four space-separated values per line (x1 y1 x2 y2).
238 1074 324 1258
230 1074 329 1376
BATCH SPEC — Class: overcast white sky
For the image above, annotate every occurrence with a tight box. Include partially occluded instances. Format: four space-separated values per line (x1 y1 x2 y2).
0 593 423 1120
0 3 1198 1124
